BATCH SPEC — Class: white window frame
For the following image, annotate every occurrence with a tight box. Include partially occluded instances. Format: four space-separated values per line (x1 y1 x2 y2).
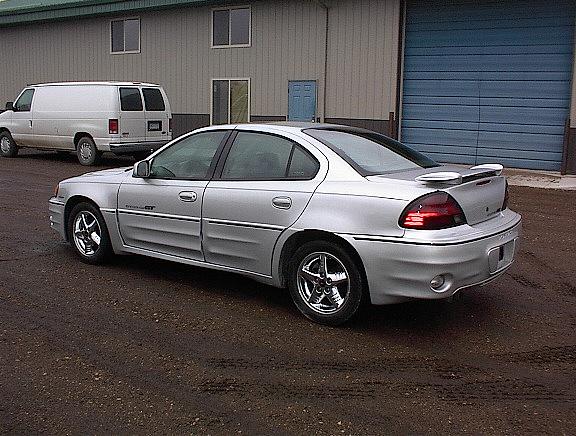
210 5 252 49
110 17 141 55
210 78 251 125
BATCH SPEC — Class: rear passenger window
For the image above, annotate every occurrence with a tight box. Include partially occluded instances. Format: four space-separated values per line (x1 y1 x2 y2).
119 87 143 111
288 146 319 179
221 132 319 180
142 88 165 111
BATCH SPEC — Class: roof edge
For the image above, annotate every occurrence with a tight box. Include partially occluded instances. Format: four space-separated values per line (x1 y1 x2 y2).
0 0 236 25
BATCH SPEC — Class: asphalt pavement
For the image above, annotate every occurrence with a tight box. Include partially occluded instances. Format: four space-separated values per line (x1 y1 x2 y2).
1 150 575 435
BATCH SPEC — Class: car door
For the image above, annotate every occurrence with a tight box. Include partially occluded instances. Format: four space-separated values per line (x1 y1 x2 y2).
118 87 147 144
202 128 326 276
142 87 170 143
117 129 230 260
10 88 35 146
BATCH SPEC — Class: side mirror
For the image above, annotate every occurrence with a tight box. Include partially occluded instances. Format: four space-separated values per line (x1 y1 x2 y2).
5 102 13 111
133 160 151 178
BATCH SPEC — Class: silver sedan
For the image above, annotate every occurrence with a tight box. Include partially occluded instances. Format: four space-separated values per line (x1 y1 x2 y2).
49 123 521 325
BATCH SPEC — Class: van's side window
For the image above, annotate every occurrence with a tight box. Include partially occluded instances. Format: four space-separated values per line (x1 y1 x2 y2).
119 88 143 111
142 88 165 111
14 89 35 112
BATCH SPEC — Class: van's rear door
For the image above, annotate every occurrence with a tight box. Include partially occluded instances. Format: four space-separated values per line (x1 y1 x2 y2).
118 87 146 143
142 87 170 143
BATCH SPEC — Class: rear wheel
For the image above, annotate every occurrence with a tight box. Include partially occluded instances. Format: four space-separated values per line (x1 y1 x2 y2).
76 136 101 166
0 131 18 157
67 202 112 264
288 241 364 326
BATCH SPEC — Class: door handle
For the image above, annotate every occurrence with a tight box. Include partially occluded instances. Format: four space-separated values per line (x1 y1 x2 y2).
178 191 197 202
272 196 292 209
29 120 32 128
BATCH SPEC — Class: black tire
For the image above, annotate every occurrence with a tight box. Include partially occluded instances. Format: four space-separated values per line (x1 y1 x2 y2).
67 202 112 265
288 241 364 326
0 131 18 158
76 136 101 166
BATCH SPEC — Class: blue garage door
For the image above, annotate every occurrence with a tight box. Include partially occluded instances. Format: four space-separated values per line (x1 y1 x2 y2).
401 0 575 170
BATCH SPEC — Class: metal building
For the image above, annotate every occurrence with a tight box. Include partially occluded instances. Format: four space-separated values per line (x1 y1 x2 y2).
0 0 575 173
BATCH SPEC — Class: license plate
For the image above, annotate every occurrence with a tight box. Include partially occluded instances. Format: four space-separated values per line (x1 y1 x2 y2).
148 121 161 131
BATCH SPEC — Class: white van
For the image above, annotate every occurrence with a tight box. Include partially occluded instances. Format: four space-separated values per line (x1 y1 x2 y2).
0 82 172 165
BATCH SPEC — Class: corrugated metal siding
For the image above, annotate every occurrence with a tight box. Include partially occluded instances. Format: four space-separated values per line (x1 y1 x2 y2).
0 1 327 118
0 0 401 125
401 0 576 170
326 0 400 121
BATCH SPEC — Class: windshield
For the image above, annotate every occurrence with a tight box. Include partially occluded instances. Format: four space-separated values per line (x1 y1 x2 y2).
304 128 438 175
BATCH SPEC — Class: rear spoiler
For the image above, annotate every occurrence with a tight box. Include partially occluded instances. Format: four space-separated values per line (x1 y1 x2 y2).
415 164 503 185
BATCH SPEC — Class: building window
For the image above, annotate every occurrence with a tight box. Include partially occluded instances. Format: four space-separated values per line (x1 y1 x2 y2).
212 79 250 125
212 6 251 47
111 18 140 53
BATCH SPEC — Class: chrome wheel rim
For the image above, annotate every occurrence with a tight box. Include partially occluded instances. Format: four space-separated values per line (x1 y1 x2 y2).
0 136 11 153
79 142 92 161
73 211 101 256
297 252 350 315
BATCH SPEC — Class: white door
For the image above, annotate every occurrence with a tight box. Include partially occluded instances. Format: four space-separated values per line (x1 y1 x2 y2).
142 87 170 142
118 87 146 143
10 88 35 146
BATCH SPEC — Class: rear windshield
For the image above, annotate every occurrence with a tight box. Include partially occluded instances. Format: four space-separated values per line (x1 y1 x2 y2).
304 128 438 176
142 88 166 111
119 87 143 111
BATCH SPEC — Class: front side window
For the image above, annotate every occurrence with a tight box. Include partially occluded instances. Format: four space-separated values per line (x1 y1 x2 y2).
212 6 250 47
212 79 249 124
150 131 228 179
221 132 319 180
142 88 165 111
111 18 140 53
304 129 438 175
14 89 34 112
119 88 143 111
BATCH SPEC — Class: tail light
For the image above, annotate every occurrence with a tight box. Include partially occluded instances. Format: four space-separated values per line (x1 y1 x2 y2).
109 119 119 134
169 118 173 132
503 180 509 210
400 192 466 230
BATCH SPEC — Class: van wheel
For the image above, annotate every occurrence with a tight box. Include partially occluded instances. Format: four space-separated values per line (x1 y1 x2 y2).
288 241 364 326
0 131 18 157
76 136 101 166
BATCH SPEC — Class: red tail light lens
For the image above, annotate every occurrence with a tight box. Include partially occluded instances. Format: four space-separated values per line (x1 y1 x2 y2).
109 119 119 134
503 180 509 210
169 118 173 132
400 192 466 230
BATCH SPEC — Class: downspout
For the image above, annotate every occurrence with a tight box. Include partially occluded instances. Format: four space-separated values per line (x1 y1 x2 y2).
314 0 329 123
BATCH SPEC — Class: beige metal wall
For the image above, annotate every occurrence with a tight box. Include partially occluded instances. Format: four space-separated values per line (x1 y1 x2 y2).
326 0 401 121
0 0 400 122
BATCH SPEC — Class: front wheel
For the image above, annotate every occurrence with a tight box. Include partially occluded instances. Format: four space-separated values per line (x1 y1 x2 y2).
67 202 112 264
0 131 18 157
288 241 365 326
76 136 101 166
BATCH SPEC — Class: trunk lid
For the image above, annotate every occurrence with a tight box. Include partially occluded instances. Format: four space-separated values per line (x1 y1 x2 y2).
367 165 507 226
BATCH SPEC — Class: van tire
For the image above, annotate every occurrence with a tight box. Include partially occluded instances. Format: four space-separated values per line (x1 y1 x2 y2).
0 131 18 158
76 136 101 166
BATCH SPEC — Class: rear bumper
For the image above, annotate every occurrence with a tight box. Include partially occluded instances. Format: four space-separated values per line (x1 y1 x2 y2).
348 213 522 305
109 140 170 154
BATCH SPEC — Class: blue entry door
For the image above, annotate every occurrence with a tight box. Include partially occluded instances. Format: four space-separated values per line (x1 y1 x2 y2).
288 81 317 122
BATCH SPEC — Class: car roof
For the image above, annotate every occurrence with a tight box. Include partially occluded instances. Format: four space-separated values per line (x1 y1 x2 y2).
208 122 387 138
28 81 162 88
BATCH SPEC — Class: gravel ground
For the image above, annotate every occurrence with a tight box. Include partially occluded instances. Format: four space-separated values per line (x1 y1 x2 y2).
1 150 575 435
